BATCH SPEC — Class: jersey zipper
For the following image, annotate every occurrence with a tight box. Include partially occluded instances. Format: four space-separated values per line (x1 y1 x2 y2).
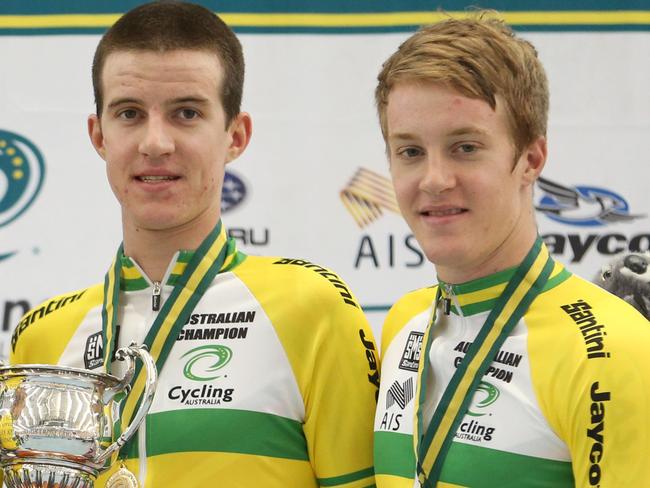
441 283 453 315
142 280 160 483
152 281 162 311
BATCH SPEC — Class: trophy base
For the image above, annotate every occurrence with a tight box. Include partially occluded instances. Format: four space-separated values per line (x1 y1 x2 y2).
3 462 95 488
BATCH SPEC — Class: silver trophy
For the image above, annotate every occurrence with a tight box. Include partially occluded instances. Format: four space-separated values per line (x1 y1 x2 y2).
0 342 157 487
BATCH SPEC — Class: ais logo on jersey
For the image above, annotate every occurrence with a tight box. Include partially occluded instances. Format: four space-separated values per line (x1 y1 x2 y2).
386 377 414 410
182 344 232 381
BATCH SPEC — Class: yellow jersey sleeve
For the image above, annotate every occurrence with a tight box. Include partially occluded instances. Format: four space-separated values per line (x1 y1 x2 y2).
529 276 650 487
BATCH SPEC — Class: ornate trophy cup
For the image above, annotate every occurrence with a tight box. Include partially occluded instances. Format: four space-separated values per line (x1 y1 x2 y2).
0 342 157 487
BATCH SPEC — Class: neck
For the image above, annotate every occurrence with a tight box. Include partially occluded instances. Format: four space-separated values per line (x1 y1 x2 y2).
121 216 219 283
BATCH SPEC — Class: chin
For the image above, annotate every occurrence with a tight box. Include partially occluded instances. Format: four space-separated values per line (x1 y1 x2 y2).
132 214 185 232
421 243 473 271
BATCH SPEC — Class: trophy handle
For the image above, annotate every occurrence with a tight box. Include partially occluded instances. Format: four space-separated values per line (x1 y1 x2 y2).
95 342 158 465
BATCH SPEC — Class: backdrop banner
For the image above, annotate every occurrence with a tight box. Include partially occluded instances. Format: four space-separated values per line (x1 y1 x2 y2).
1 2 648 358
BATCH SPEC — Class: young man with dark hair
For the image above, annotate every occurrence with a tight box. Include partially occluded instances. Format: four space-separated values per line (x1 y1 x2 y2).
372 13 650 488
10 3 378 487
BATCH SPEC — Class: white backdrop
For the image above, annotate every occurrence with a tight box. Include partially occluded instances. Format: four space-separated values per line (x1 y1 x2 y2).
1 26 648 359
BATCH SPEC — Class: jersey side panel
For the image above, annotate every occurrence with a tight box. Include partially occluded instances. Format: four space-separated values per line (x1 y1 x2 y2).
375 287 436 488
233 256 378 488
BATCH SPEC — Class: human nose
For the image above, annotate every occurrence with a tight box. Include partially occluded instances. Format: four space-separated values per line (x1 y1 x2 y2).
418 153 455 195
138 113 174 158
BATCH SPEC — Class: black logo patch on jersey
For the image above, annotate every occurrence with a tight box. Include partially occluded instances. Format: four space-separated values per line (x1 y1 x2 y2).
399 332 423 372
386 377 414 410
84 332 104 370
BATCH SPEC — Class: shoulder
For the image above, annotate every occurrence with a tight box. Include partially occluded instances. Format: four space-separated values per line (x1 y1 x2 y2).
11 283 104 359
382 285 438 353
233 255 362 309
527 273 650 378
534 273 648 329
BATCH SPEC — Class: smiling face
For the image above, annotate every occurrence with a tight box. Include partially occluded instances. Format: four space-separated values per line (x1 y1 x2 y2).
88 49 250 241
386 81 546 283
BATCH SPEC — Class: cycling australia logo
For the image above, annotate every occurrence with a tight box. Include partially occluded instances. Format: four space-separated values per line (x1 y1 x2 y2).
467 381 500 417
455 381 499 443
0 129 46 262
536 177 645 227
340 167 400 228
169 345 235 406
221 170 247 213
182 344 232 381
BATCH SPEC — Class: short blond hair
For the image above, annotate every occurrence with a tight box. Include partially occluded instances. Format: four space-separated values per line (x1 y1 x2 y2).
376 13 549 158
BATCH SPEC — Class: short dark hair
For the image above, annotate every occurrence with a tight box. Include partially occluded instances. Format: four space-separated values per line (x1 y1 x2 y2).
92 1 244 126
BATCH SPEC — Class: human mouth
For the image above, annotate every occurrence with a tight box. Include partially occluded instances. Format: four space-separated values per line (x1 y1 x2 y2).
420 207 465 217
137 175 178 182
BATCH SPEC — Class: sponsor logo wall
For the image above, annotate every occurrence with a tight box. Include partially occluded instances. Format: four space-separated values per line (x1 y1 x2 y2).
0 3 648 359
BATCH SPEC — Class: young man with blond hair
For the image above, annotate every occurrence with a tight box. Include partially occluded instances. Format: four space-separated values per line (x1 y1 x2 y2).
373 13 650 488
9 2 378 487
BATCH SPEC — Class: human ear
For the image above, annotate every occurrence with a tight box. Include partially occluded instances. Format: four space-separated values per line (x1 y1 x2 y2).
88 114 107 161
225 112 253 164
521 136 547 186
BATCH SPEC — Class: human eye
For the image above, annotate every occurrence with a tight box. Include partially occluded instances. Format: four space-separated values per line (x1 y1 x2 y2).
176 108 201 121
457 143 478 154
451 142 482 158
117 108 139 120
395 146 424 160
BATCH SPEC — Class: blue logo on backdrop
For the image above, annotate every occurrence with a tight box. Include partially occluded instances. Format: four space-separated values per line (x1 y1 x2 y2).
0 129 46 263
221 171 247 213
536 177 645 227
0 129 45 228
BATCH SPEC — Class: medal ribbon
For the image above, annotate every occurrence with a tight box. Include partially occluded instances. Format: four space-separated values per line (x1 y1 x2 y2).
101 220 237 458
413 237 553 487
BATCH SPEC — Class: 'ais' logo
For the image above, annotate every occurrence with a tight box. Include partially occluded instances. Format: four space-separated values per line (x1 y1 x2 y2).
340 168 400 228
536 177 645 227
0 130 46 230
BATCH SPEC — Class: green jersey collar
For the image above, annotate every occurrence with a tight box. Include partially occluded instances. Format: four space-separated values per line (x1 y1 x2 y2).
118 224 246 292
437 242 571 316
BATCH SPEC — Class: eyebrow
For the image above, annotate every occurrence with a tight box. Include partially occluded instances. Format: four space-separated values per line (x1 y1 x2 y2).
106 97 142 110
106 96 210 110
447 127 489 137
387 132 418 142
388 127 488 142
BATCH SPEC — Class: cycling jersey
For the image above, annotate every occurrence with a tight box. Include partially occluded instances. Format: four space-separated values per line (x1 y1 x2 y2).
374 252 650 487
11 225 379 488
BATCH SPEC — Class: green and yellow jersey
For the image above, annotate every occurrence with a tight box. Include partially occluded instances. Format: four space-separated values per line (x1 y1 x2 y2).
374 256 650 487
11 232 378 487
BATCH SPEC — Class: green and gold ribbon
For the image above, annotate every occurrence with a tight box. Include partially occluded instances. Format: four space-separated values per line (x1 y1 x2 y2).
413 237 553 487
101 220 239 457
